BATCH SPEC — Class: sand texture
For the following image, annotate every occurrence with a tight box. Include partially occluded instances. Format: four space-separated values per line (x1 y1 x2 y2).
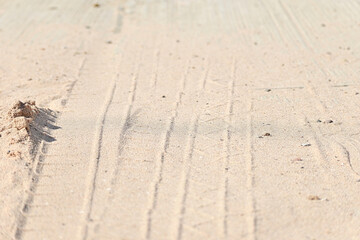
1 0 360 239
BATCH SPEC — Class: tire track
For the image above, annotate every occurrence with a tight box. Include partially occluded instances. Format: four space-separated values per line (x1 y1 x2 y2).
199 58 210 90
150 49 160 89
219 57 236 238
331 139 360 177
77 77 117 240
62 57 87 107
90 62 140 238
145 62 189 239
283 0 360 177
273 2 348 173
14 141 47 240
14 55 88 240
113 4 123 34
14 5 118 235
245 100 257 240
301 116 331 167
175 116 199 240
173 56 235 239
144 93 181 239
260 0 334 169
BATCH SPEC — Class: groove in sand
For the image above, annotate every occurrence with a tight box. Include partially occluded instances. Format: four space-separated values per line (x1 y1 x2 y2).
77 78 117 240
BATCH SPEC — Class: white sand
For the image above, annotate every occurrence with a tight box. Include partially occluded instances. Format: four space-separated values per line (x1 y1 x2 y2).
1 0 360 239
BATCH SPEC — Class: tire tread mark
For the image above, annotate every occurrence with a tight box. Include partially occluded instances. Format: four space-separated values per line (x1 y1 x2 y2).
145 63 190 239
270 1 330 113
273 1 338 170
333 140 360 177
91 62 140 237
113 5 123 34
14 140 45 240
77 78 117 240
14 56 87 240
220 57 236 238
200 58 210 90
151 49 160 89
246 100 257 240
171 58 219 238
62 57 87 106
301 116 331 170
175 116 199 240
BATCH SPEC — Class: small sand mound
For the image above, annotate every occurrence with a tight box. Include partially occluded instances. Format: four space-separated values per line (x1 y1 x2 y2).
8 100 39 134
8 100 38 120
0 100 39 147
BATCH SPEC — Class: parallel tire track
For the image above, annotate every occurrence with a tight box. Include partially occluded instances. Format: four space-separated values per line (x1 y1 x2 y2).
77 78 117 240
246 100 257 240
14 56 88 240
90 63 140 238
145 63 189 239
220 57 236 237
176 116 199 240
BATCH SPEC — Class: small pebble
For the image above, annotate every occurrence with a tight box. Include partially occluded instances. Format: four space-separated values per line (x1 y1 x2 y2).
308 195 321 201
301 143 311 147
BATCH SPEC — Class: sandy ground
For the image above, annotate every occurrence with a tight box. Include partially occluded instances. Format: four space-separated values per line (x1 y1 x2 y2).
1 0 360 239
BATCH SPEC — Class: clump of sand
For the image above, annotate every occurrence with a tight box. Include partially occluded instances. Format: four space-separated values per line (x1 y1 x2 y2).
0 100 39 159
8 100 38 119
0 101 40 238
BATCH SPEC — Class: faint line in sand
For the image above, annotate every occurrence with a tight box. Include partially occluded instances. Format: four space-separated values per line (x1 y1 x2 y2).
151 49 160 89
219 57 236 237
77 77 117 240
246 99 257 240
145 63 190 239
175 116 199 240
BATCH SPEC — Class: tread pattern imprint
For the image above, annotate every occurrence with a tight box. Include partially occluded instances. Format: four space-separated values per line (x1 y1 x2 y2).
12 0 360 240
16 19 256 240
